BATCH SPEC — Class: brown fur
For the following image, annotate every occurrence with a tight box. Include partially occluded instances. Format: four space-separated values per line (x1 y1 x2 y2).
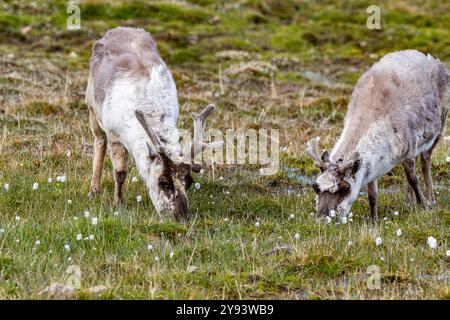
333 50 449 161
87 27 162 107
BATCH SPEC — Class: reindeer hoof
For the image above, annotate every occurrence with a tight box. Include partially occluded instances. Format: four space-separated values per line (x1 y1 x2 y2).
424 200 436 210
88 187 101 200
113 201 122 211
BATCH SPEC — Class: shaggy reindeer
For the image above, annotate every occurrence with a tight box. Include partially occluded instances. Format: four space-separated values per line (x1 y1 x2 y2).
307 50 448 221
85 27 219 218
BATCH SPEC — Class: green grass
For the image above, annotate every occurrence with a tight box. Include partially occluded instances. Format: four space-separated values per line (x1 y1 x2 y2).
0 0 449 299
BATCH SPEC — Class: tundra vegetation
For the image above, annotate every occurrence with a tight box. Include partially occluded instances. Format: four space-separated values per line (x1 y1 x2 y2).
0 0 449 299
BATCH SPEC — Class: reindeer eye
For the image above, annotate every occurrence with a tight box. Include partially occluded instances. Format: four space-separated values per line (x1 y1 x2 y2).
159 180 172 191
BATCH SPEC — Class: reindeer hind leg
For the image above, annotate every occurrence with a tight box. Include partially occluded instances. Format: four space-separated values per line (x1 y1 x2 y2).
89 109 107 198
402 158 426 207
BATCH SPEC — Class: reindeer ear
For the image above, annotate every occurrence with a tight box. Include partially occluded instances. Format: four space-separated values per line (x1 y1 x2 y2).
350 158 361 175
339 153 361 176
321 151 330 163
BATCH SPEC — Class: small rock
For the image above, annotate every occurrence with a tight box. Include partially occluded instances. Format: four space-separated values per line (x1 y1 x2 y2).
20 26 32 34
215 50 256 60
225 61 276 77
295 289 310 300
85 285 108 295
39 283 76 299
187 265 198 273
267 245 294 255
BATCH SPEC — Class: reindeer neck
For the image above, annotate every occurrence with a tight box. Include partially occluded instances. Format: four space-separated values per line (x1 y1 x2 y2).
332 120 397 186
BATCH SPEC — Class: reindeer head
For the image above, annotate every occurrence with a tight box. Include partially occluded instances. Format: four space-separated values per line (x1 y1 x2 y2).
306 137 361 218
135 104 219 219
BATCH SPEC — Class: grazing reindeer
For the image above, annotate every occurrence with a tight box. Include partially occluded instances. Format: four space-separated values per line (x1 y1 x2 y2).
85 27 219 219
307 50 448 221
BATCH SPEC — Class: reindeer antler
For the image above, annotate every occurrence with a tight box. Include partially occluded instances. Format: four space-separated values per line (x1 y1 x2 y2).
306 137 328 171
190 104 223 159
135 109 173 166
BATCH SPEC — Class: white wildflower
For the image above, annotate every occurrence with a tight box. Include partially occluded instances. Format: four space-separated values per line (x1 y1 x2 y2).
132 176 138 182
446 250 450 257
396 229 402 236
446 156 450 163
64 244 70 251
89 235 94 240
194 183 201 190
15 216 20 222
3 183 9 191
288 214 295 220
113 211 119 216
136 195 142 203
329 210 336 217
84 211 90 218
67 199 72 204
325 216 332 224
219 176 224 181
340 217 348 224
76 234 82 241
169 251 174 258
35 240 41 246
294 233 300 240
47 178 53 183
347 240 353 247
224 218 229 222
32 183 39 190
155 256 159 262
427 236 437 249
348 212 353 218
375 237 382 246
66 150 71 157
92 217 98 225
147 244 153 251
393 211 399 216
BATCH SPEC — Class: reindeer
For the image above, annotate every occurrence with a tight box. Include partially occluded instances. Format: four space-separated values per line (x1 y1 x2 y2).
306 50 449 221
85 27 219 219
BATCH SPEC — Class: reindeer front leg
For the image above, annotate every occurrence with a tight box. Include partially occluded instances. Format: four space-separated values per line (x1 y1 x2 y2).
368 180 378 222
109 141 129 209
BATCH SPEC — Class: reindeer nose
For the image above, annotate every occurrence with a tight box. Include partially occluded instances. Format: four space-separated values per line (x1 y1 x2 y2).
173 194 189 220
312 183 320 193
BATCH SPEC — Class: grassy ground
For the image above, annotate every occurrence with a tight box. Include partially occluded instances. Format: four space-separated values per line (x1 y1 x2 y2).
0 0 449 299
